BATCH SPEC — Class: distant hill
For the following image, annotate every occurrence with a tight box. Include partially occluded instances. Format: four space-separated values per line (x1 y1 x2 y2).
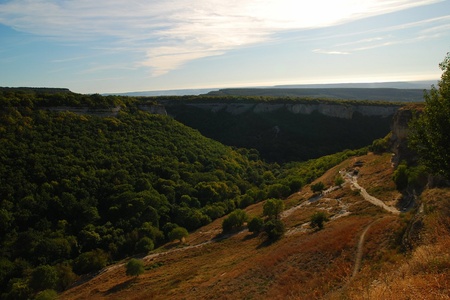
103 80 436 98
103 88 218 97
206 87 426 102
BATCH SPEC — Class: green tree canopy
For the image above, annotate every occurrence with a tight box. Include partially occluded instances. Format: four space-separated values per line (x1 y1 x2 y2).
126 258 144 278
263 198 284 220
222 209 248 233
168 227 189 242
310 211 329 230
409 53 450 179
29 265 59 292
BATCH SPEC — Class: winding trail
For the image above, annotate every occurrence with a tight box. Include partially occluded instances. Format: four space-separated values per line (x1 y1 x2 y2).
342 171 400 214
352 217 386 277
352 221 374 277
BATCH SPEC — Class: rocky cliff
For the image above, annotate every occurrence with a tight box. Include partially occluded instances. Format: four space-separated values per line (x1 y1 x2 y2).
390 104 423 166
185 102 401 119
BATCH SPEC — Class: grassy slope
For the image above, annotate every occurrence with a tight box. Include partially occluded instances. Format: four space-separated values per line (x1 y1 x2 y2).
59 152 450 300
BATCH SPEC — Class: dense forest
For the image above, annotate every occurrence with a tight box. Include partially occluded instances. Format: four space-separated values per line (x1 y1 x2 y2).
0 89 365 299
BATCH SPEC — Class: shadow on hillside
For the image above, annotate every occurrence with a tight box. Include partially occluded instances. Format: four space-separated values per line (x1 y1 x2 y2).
104 278 135 295
242 232 259 241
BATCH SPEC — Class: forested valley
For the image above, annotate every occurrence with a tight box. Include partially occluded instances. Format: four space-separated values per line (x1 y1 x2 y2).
0 88 366 299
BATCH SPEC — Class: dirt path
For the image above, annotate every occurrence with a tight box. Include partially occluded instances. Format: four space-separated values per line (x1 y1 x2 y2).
341 171 400 214
352 221 374 277
352 217 385 277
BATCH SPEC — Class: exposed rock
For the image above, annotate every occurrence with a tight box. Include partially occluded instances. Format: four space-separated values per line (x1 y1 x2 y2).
390 105 422 166
183 102 401 119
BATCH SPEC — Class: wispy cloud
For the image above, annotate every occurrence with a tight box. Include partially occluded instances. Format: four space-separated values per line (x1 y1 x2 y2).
314 14 450 55
0 0 442 75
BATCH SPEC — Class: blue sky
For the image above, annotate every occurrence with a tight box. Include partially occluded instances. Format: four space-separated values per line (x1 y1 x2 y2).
0 0 449 94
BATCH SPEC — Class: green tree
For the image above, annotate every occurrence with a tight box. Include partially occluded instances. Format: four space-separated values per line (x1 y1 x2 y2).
263 198 284 220
393 163 408 190
73 249 109 275
29 265 59 292
168 227 189 243
247 217 264 234
35 289 58 300
311 182 325 193
125 258 144 278
310 211 329 230
264 219 285 241
409 53 450 179
135 237 155 253
222 209 248 233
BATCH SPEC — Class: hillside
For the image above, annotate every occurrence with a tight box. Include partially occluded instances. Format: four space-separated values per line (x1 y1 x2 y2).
59 152 450 299
0 89 367 299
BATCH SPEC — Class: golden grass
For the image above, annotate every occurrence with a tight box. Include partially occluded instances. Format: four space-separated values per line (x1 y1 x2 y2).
59 154 450 300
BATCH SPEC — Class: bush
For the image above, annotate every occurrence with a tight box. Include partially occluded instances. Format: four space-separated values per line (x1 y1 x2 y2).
35 289 58 300
135 237 155 253
393 163 408 190
29 265 58 292
126 258 144 277
310 212 329 230
311 182 325 193
222 209 248 233
264 219 285 241
247 217 264 234
73 249 109 275
263 198 284 220
168 227 189 242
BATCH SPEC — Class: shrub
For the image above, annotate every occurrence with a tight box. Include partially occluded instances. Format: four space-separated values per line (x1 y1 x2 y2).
248 217 264 234
168 227 189 242
35 289 58 300
263 198 284 220
311 182 325 193
29 265 58 292
73 249 109 275
310 212 329 230
264 219 285 241
126 258 144 278
393 163 408 190
334 175 345 186
135 237 155 253
222 209 248 233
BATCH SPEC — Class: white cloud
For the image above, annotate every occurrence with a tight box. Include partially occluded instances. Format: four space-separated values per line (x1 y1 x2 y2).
0 0 442 75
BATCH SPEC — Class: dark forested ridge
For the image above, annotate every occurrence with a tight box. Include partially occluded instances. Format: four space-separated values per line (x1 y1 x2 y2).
0 89 367 298
206 87 425 102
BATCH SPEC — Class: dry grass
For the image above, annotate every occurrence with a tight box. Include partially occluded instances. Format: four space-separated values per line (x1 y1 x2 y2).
59 154 450 300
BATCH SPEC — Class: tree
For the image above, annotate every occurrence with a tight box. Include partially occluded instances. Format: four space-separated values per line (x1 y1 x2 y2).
35 289 58 300
310 212 329 230
126 258 144 278
247 217 264 234
135 237 155 253
29 265 59 292
311 182 325 193
263 198 284 220
264 219 285 241
409 53 450 179
222 209 248 233
168 227 189 243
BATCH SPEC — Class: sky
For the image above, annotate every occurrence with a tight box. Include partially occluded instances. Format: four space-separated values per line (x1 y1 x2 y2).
0 0 449 94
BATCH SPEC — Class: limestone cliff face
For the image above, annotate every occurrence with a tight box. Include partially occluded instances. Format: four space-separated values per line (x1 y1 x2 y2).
390 105 422 166
137 104 167 115
187 102 401 119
